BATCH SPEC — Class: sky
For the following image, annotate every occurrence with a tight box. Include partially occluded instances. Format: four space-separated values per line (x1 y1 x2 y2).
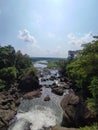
0 0 98 58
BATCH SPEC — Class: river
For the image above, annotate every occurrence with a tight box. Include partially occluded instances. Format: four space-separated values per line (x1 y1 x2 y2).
8 60 65 130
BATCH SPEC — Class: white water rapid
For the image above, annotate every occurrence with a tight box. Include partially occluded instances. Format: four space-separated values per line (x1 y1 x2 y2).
9 106 56 130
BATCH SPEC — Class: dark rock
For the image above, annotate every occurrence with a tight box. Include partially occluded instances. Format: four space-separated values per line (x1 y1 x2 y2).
41 78 47 82
23 90 42 99
60 92 80 127
19 71 40 92
52 87 64 96
50 76 56 81
44 95 50 101
60 92 97 127
15 99 21 107
0 110 16 129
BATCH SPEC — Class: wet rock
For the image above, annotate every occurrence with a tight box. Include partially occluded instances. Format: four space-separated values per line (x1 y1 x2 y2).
60 92 80 127
60 78 65 82
23 90 42 99
44 95 50 101
50 76 56 81
60 92 97 127
0 109 16 129
15 99 21 107
52 87 64 96
41 78 47 82
0 91 21 129
19 71 40 92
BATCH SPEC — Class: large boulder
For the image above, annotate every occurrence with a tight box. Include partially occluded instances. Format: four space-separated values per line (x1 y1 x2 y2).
52 87 64 96
19 71 40 92
60 92 97 127
23 90 42 99
0 92 17 129
60 92 80 127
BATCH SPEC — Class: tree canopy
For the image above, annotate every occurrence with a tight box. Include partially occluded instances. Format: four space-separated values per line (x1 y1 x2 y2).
0 45 35 90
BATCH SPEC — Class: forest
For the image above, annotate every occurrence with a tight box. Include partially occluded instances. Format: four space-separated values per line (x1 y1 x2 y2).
0 45 36 91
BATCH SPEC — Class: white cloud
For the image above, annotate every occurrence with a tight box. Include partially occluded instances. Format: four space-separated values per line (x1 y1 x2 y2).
67 32 93 46
18 29 37 44
18 29 43 57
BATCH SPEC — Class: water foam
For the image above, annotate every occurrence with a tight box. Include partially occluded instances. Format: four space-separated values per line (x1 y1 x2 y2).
10 106 57 130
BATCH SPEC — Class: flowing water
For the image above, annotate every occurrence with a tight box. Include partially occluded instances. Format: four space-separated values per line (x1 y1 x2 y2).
8 60 63 130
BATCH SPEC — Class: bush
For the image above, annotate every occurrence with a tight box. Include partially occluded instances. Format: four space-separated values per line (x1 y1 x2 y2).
79 123 98 130
0 79 5 91
18 66 37 79
0 67 17 84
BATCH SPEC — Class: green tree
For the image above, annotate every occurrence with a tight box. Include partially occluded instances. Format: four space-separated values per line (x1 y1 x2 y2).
0 45 15 69
15 50 32 71
0 67 17 84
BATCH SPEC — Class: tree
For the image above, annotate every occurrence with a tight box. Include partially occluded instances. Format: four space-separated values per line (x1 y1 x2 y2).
15 51 32 71
0 45 16 69
66 37 98 113
0 67 17 84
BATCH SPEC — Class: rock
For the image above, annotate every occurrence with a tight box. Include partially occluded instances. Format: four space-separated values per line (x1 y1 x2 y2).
0 91 20 129
15 99 21 107
60 92 97 127
50 76 56 81
0 109 16 129
19 71 40 92
60 92 80 127
44 95 50 101
63 84 70 89
23 90 42 99
52 87 64 96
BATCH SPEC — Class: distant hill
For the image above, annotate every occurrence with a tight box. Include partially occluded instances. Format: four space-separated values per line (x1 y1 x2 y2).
31 57 65 62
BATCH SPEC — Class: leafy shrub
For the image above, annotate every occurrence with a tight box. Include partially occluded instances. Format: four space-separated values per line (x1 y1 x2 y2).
18 66 37 79
79 123 98 130
0 67 17 84
0 79 5 91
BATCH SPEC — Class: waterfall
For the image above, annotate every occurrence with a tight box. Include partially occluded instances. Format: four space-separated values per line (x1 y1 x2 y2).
8 97 63 130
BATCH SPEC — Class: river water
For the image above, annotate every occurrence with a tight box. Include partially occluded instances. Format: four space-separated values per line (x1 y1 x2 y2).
8 60 64 130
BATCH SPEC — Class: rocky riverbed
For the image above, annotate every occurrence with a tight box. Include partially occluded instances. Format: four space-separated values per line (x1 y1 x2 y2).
0 60 96 130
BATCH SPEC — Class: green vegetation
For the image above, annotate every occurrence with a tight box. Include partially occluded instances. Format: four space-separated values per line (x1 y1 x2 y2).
0 45 36 90
0 79 5 91
57 59 69 76
59 36 98 117
79 123 98 130
47 61 58 68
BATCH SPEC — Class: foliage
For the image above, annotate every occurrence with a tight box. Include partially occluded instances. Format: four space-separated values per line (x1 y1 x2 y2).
0 67 17 84
15 51 32 71
59 37 98 114
47 61 58 68
0 45 36 90
0 45 15 69
18 66 37 79
0 79 5 91
87 77 98 113
79 123 98 130
58 60 68 76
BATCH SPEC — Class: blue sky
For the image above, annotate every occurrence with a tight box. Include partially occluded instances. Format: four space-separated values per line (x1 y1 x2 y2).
0 0 98 58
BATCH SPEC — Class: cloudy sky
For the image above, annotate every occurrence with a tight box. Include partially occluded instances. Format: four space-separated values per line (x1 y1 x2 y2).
0 0 98 58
